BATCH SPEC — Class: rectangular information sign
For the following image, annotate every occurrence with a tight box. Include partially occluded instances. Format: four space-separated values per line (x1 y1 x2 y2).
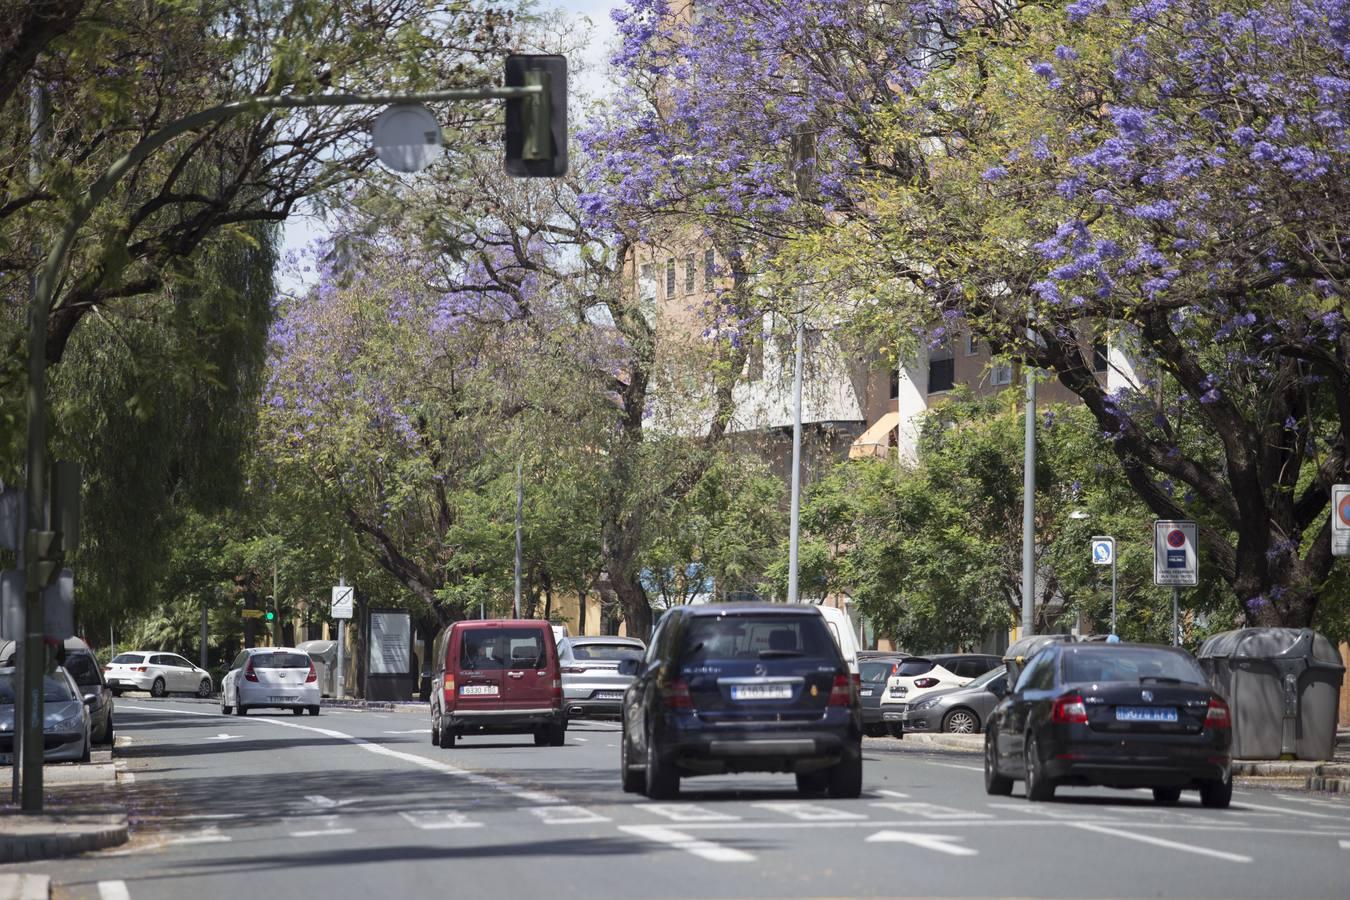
1153 520 1198 586
1333 484 1350 558
368 609 411 675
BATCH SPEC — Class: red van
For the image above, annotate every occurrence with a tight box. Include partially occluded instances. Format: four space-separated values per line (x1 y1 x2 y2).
429 619 566 748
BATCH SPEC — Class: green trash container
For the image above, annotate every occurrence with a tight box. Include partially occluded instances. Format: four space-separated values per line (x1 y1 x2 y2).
1197 628 1345 761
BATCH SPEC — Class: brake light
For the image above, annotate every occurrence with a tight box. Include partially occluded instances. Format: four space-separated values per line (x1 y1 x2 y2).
1205 697 1231 729
305 662 317 684
913 678 940 689
1051 693 1089 724
244 660 258 682
828 673 853 707
132 666 148 673
663 679 693 709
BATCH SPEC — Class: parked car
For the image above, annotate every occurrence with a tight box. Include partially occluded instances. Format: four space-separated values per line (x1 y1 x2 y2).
104 651 213 698
879 653 1001 734
859 654 908 737
813 604 861 674
0 666 91 764
618 603 862 800
220 648 320 716
0 638 113 746
902 665 1007 734
429 619 566 748
984 642 1233 806
560 636 646 718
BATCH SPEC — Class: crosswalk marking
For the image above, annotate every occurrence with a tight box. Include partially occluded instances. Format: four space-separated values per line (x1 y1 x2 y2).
872 801 993 820
399 810 483 830
620 824 754 862
289 815 355 837
874 789 910 799
751 802 866 821
529 805 611 825
866 830 978 856
98 881 131 900
512 790 566 805
986 802 1115 821
166 825 231 845
638 803 740 823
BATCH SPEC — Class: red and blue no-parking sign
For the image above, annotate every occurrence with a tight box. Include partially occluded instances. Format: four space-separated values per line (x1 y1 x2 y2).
1154 520 1198 586
1334 485 1350 557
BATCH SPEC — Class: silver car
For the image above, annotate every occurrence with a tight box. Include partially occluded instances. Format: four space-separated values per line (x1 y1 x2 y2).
220 647 321 716
104 650 213 698
900 665 1008 734
0 666 91 764
559 636 645 718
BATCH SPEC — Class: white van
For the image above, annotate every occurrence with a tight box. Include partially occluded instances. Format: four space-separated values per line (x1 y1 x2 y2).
813 604 860 675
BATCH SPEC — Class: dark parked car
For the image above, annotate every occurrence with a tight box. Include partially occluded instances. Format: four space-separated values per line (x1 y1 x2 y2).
984 642 1233 807
859 654 907 737
0 637 112 746
903 665 1007 734
618 603 862 800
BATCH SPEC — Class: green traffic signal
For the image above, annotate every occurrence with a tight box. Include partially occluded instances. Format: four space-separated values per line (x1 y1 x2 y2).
264 610 275 622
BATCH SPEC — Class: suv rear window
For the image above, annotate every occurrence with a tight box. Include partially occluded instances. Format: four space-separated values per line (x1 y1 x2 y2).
461 628 546 670
571 644 643 661
679 614 837 663
1062 647 1206 685
897 659 935 676
112 654 144 664
860 661 899 683
251 652 310 669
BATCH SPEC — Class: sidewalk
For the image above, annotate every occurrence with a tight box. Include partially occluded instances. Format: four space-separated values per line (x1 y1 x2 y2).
0 744 130 864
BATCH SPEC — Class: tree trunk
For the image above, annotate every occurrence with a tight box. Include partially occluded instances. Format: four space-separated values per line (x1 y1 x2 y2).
611 566 652 641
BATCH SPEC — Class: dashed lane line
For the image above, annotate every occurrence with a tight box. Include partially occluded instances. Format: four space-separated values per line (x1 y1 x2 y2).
619 824 754 863
98 882 131 900
1072 822 1252 863
870 801 994 821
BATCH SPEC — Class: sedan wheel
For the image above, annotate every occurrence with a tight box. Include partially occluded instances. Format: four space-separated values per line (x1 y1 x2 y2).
1024 733 1055 802
197 678 211 698
150 677 167 698
984 731 1013 796
943 708 979 734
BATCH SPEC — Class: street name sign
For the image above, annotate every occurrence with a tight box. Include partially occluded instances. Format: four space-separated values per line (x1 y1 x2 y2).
1091 536 1115 566
331 585 355 620
1334 484 1350 558
1153 520 1198 586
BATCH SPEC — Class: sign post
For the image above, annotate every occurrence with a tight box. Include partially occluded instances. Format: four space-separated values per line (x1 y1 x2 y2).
1091 536 1117 636
1153 520 1197 646
331 580 354 700
1333 485 1350 558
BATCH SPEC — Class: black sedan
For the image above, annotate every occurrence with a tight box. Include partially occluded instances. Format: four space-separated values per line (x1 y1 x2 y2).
618 603 862 800
984 642 1233 807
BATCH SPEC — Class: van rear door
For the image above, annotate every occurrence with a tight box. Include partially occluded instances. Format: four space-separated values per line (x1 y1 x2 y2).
453 626 506 709
499 627 555 710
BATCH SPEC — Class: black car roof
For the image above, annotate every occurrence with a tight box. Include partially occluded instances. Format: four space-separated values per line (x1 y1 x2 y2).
680 603 825 618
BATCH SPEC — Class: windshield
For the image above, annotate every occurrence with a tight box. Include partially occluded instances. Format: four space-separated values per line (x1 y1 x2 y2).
679 614 837 664
570 644 643 662
965 665 1006 690
860 660 900 683
1062 647 1206 685
0 672 77 703
63 654 102 687
897 659 935 677
461 629 546 670
251 652 309 669
111 654 144 664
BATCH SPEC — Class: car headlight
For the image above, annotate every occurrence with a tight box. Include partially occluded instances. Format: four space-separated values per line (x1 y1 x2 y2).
909 697 942 712
45 709 83 729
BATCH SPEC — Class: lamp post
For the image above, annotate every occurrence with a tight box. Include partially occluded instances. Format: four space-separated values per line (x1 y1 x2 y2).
1020 358 1036 638
14 81 544 812
787 131 814 605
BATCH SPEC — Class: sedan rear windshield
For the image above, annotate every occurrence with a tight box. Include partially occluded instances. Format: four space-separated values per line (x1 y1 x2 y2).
896 659 935 677
251 652 310 669
111 654 145 664
1062 647 1207 685
63 654 102 686
861 661 900 683
679 614 837 663
0 673 76 702
570 644 643 662
461 629 546 670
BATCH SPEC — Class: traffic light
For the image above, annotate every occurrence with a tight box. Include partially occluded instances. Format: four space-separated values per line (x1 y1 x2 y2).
504 54 567 177
264 610 275 623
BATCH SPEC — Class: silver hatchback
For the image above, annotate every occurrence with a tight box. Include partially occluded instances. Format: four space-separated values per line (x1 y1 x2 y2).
560 636 645 718
901 665 1008 734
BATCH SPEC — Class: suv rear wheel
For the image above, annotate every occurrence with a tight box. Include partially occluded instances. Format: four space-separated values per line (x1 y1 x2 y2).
645 727 679 799
795 770 829 796
827 748 863 799
984 731 1013 796
1199 775 1232 808
620 727 644 793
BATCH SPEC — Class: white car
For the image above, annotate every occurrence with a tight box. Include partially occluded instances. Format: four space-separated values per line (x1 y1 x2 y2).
878 653 1002 731
813 604 860 675
104 651 213 698
220 647 321 716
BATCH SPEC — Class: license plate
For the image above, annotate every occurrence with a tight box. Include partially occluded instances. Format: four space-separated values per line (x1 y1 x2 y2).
730 684 793 701
860 689 873 697
1115 706 1178 722
269 696 297 703
460 685 498 696
594 691 624 700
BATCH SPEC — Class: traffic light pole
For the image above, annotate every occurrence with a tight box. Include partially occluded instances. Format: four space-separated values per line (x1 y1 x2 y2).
17 80 543 812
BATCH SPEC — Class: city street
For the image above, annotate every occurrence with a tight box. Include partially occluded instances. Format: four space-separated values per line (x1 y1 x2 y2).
4 700 1348 899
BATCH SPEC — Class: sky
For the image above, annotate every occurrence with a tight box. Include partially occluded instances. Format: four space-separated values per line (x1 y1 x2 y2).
278 1 620 294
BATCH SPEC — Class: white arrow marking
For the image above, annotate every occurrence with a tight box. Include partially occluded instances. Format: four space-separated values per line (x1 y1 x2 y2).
865 830 978 856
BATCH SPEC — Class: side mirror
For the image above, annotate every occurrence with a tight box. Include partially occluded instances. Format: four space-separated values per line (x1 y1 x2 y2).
616 658 639 677
82 692 98 706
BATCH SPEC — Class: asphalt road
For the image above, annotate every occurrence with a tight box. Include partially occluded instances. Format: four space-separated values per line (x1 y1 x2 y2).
7 699 1350 899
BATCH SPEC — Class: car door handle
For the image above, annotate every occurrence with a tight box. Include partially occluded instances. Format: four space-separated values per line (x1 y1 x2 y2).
507 671 524 679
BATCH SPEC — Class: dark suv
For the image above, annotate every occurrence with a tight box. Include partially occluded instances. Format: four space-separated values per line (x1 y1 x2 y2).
618 603 862 799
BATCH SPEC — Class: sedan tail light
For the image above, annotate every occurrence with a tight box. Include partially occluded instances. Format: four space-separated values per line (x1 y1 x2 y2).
828 673 853 707
305 662 318 684
244 660 259 682
662 678 693 709
132 666 148 673
1051 693 1089 724
913 678 940 689
1205 697 1231 729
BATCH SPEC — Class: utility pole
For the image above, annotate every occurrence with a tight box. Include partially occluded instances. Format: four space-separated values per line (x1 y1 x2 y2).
787 313 805 604
514 455 523 618
336 576 346 701
1021 353 1037 638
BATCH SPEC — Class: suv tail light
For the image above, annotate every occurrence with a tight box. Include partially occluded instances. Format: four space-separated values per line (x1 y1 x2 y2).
663 678 693 709
913 677 940 689
443 679 456 707
1205 697 1231 729
1051 693 1089 724
244 660 259 682
305 662 318 684
828 674 853 707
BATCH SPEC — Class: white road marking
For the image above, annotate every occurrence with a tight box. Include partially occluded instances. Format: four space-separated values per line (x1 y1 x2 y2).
752 802 866 822
289 815 354 837
529 805 611 825
573 737 589 743
638 803 740 823
172 814 245 821
98 881 131 900
875 789 910 799
1275 793 1350 810
986 802 1116 821
206 733 241 741
305 794 358 809
1340 839 1350 850
1232 799 1344 820
872 801 993 820
865 830 978 856
512 790 566 804
1073 822 1251 862
167 826 231 845
923 761 985 773
383 729 430 735
399 810 482 830
121 704 215 717
620 824 754 862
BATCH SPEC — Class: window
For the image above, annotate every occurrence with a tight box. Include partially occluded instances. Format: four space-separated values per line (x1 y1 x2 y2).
112 654 145 664
927 356 955 393
889 368 900 399
230 651 249 671
703 248 716 290
684 255 696 292
1062 646 1206 685
571 643 643 662
860 661 901 683
0 673 76 702
1093 340 1109 374
639 263 656 301
665 258 676 298
250 652 310 669
63 653 101 687
897 658 936 677
965 333 979 355
461 628 544 670
990 363 1012 386
677 614 835 663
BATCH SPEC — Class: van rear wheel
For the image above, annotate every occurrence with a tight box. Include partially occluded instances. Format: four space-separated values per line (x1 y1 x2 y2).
438 719 455 749
548 722 565 747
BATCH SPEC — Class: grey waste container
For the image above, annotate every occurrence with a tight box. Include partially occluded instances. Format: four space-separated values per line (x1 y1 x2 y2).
1197 628 1345 761
1002 634 1077 689
298 639 339 698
